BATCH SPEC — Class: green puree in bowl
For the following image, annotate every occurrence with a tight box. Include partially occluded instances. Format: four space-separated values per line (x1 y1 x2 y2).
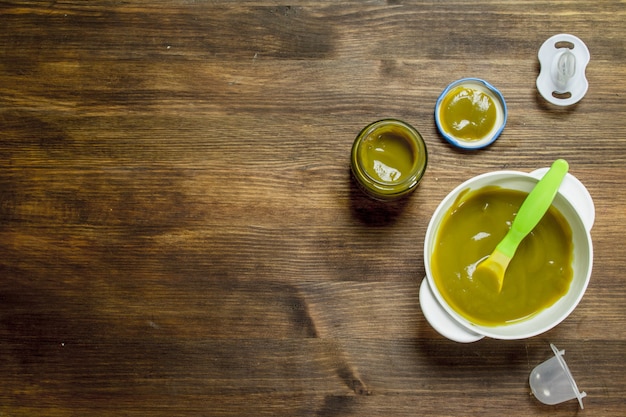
431 186 574 326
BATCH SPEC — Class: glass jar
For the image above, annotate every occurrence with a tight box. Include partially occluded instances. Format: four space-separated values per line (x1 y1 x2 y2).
351 119 428 200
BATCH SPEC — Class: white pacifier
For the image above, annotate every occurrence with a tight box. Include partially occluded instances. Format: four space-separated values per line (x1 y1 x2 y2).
537 34 590 106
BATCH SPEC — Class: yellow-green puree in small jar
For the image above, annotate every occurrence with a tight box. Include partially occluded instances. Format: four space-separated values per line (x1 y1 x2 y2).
435 78 507 150
439 86 497 141
351 119 427 200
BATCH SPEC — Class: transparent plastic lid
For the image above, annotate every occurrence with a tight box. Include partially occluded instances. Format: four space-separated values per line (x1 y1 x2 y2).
529 343 586 409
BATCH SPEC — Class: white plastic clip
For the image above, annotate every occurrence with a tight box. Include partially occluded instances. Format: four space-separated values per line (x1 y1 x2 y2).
537 34 590 106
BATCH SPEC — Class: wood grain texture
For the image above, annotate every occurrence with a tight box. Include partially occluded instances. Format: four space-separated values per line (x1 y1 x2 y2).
1 1 625 416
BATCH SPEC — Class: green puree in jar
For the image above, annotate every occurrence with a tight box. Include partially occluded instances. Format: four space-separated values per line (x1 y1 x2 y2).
351 119 427 200
439 86 497 141
431 186 574 326
359 130 416 183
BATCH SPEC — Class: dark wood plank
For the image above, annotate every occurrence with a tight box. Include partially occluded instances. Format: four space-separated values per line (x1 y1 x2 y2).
1 1 625 416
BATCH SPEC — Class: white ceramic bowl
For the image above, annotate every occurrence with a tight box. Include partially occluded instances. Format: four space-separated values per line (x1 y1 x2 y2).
419 168 594 342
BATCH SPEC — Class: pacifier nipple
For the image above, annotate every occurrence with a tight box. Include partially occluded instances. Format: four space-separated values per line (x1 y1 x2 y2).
555 50 576 92
537 34 590 106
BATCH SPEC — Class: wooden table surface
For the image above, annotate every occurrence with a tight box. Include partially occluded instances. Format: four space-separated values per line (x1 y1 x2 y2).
1 1 625 416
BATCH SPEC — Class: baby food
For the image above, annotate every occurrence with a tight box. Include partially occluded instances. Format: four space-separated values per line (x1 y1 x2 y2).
431 186 574 326
351 119 427 200
438 85 497 141
358 129 416 183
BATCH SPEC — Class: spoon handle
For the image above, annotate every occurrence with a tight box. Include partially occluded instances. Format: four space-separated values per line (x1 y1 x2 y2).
496 159 569 258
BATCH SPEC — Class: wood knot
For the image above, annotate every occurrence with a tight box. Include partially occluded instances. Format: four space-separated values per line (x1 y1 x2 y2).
350 379 371 396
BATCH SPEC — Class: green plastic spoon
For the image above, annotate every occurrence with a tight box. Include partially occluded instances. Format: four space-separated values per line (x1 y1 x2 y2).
474 159 569 293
